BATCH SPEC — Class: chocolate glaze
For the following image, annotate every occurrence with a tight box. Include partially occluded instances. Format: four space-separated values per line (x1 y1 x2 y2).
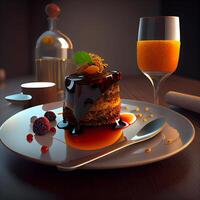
57 70 123 134
57 118 128 135
57 120 82 135
62 70 121 133
112 118 129 129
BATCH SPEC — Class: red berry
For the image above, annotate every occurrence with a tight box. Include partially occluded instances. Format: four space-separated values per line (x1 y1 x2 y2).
44 111 56 121
26 133 33 143
33 117 51 135
50 127 56 134
41 145 49 153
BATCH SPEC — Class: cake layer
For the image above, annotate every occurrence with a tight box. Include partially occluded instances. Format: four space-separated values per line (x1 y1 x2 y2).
89 95 120 111
89 83 120 111
81 104 121 126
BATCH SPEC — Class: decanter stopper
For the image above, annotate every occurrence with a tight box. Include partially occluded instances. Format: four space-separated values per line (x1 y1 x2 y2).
45 3 61 19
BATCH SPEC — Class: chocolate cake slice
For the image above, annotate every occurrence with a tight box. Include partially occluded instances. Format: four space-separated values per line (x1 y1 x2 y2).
63 70 121 127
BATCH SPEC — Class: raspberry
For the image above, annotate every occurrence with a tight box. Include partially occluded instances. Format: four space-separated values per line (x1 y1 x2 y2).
26 133 33 143
33 117 51 135
50 127 56 134
41 145 49 153
44 111 56 121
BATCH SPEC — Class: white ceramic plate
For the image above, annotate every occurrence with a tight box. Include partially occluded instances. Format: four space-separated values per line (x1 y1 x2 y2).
0 99 195 170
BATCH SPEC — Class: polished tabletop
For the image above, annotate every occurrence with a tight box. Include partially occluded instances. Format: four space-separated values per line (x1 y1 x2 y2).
0 75 200 200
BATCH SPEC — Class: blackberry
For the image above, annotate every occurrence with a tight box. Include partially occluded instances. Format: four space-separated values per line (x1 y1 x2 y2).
44 111 56 121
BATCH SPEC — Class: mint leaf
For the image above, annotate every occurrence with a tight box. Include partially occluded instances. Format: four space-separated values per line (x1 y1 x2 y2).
73 51 92 65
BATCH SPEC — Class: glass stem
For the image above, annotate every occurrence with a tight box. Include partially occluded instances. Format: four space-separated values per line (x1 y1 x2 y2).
144 72 171 104
152 79 160 104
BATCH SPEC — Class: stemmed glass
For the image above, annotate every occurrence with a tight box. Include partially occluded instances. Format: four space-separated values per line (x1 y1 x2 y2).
137 16 180 104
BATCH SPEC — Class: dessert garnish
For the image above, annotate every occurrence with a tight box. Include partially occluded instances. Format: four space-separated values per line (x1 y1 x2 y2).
167 139 173 144
33 117 51 135
145 148 152 153
136 113 143 118
27 113 58 153
41 145 49 153
143 118 148 122
26 133 33 143
74 51 108 74
130 105 156 124
44 111 56 121
50 127 56 134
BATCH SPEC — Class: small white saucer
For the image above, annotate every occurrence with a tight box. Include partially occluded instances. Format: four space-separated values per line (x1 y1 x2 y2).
5 93 32 106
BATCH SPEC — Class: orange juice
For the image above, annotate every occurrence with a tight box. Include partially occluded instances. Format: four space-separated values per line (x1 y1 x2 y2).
137 40 180 73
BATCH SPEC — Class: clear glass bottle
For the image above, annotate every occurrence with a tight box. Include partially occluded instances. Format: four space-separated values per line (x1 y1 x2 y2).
35 3 74 95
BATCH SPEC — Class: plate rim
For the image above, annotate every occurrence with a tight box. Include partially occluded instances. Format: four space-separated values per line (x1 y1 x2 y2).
0 99 195 170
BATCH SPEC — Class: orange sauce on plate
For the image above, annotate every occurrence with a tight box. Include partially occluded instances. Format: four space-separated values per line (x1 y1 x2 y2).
65 113 135 150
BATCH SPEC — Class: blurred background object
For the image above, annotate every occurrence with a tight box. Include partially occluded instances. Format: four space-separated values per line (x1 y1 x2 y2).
35 3 73 93
0 0 199 79
0 68 6 83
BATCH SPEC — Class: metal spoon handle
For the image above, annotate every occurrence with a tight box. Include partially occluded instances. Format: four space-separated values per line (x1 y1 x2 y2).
57 140 134 171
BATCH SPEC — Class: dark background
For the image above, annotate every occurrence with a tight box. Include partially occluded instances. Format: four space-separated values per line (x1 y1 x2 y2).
0 0 199 79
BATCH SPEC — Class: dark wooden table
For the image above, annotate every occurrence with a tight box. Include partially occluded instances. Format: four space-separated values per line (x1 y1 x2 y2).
0 75 200 200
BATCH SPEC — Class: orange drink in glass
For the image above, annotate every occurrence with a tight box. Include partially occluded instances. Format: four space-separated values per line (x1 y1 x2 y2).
137 40 180 73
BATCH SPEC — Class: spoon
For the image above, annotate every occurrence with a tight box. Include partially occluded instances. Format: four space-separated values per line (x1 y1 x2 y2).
57 117 165 171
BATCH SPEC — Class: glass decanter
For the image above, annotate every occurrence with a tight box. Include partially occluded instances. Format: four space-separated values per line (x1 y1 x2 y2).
35 3 74 95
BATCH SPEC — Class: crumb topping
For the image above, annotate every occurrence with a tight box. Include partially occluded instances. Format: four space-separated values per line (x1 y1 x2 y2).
88 53 108 73
74 51 108 74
